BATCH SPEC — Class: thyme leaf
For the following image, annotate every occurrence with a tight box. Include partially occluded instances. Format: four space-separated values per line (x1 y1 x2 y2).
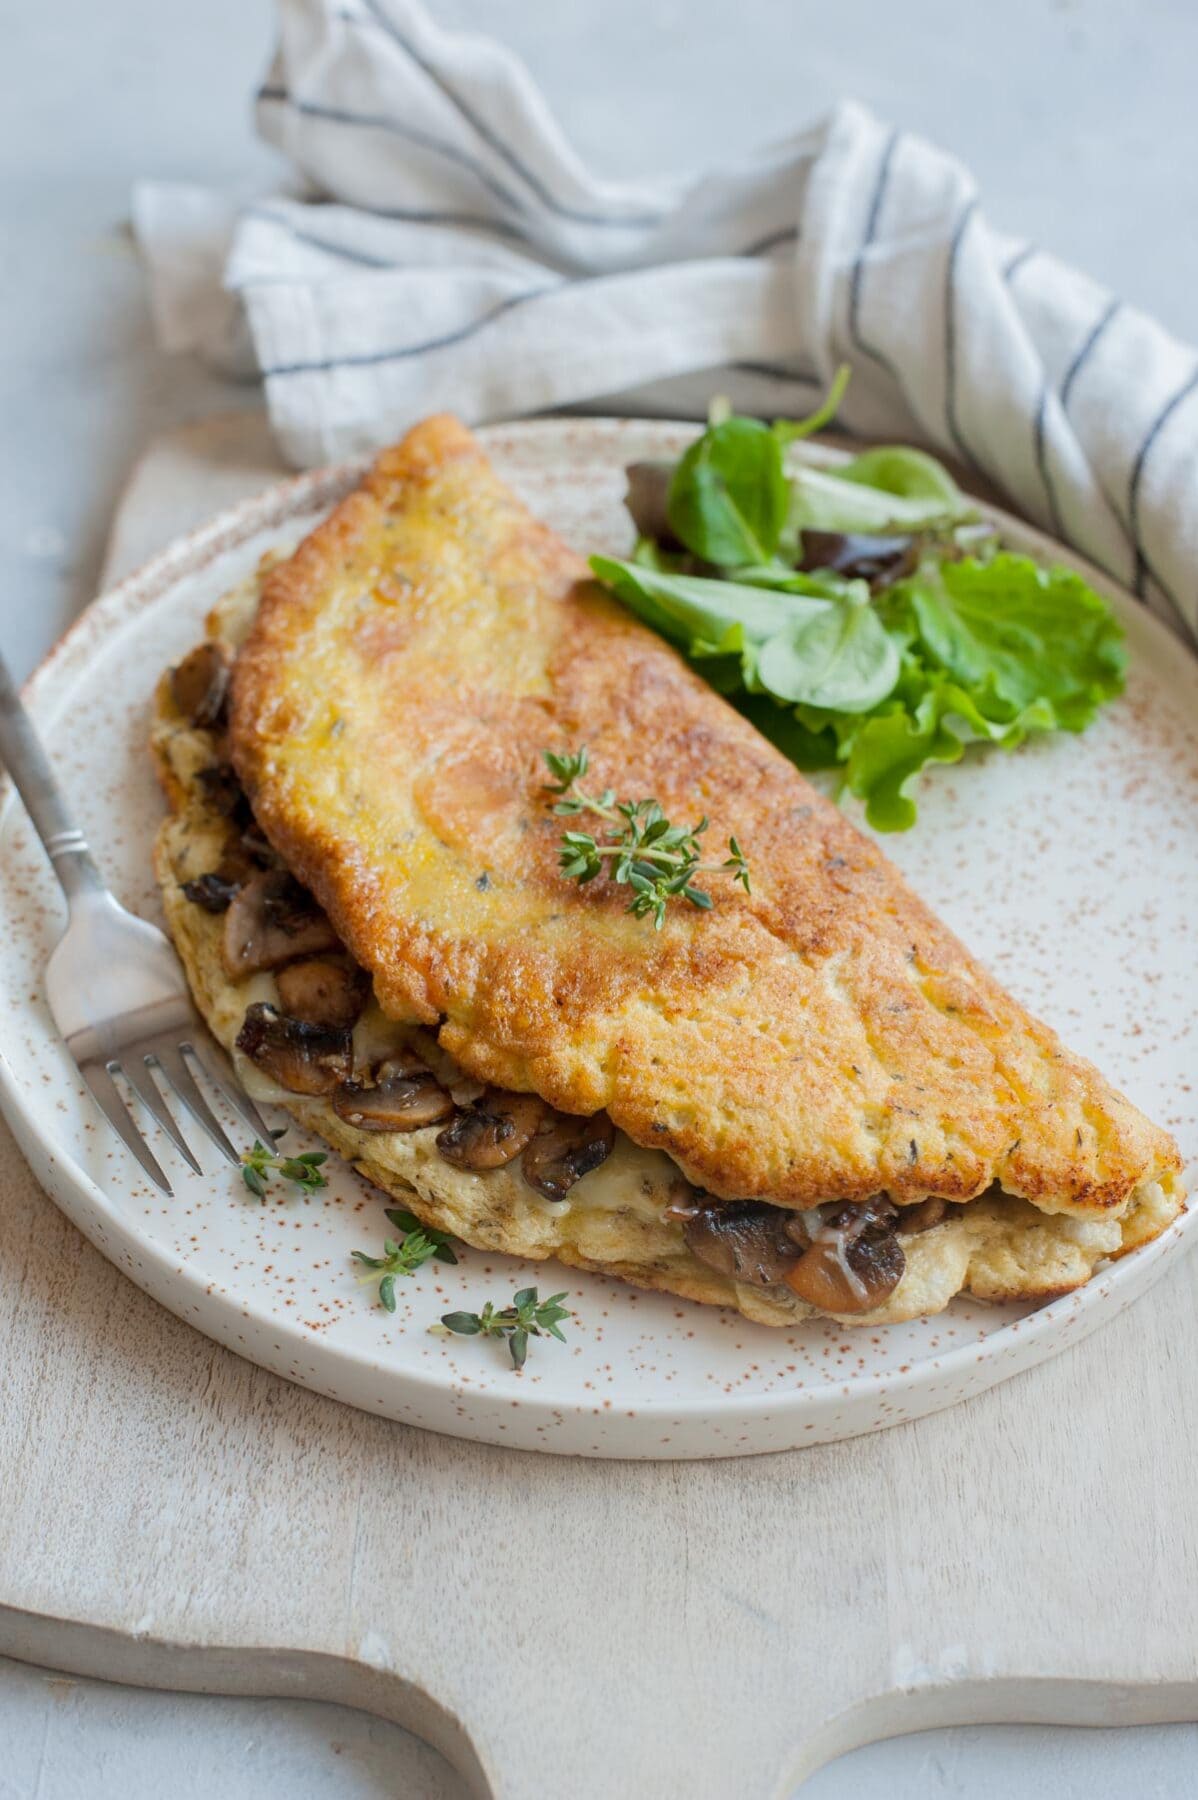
544 747 750 930
436 1286 572 1370
240 1139 328 1200
352 1209 459 1311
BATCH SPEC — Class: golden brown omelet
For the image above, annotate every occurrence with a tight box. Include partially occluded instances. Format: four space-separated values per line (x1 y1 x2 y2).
229 417 1179 1216
151 654 1179 1327
147 417 1184 1329
151 417 1187 1324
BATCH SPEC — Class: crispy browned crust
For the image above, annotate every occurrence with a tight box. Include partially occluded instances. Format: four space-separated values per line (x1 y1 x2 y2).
228 415 1181 1217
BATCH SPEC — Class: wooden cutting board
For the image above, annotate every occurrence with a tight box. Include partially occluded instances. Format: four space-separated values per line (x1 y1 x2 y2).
2 415 1196 1799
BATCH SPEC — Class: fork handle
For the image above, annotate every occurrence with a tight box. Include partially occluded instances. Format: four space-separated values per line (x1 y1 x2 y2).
0 647 105 903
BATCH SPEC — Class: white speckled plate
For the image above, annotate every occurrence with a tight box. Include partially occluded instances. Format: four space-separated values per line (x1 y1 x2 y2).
1 420 1195 1459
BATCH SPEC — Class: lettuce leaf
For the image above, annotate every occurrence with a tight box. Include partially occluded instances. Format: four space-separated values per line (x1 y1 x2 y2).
593 453 1126 829
589 556 899 713
666 416 789 565
734 693 844 768
588 554 830 692
784 453 972 540
662 372 857 564
837 673 1057 831
790 556 1124 829
836 445 969 509
904 554 1127 728
756 597 900 711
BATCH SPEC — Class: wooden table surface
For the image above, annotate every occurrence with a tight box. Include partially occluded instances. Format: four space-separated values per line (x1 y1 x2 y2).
2 417 1197 1799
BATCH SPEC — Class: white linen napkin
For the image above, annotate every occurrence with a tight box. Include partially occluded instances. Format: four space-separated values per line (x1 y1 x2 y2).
133 0 1198 641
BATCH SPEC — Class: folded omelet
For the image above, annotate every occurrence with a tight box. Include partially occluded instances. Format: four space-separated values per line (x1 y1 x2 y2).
151 416 1183 1327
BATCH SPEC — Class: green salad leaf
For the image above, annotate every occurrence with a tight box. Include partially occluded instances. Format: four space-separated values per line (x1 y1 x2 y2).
785 457 971 538
590 386 1126 830
771 363 852 447
588 554 827 649
734 692 845 768
667 415 789 565
589 555 899 713
905 554 1127 728
756 591 900 712
834 671 1055 832
664 372 856 565
756 558 1123 830
837 444 968 507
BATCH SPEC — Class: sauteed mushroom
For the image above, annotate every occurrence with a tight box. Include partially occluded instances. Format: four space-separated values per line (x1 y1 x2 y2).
171 641 231 728
682 1195 907 1312
682 1200 807 1288
276 958 369 1030
522 1109 615 1201
196 763 250 821
333 1059 454 1132
180 872 240 914
783 1199 905 1314
238 822 283 869
896 1197 947 1235
435 1088 544 1171
222 870 340 978
181 819 279 915
235 1002 352 1095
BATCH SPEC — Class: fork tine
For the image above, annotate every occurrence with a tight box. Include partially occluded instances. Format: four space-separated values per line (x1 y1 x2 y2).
82 1063 173 1196
150 1046 240 1168
184 1034 275 1142
118 1059 203 1177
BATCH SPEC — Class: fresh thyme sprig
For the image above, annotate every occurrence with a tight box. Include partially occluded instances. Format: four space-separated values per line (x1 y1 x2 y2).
436 1286 572 1371
352 1208 459 1312
240 1139 328 1200
543 746 750 931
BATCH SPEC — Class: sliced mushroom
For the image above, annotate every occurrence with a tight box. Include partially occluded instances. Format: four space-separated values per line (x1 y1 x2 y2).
196 763 250 822
235 1002 352 1095
210 835 257 888
521 1109 615 1201
435 1088 544 1171
221 870 340 979
276 958 369 1030
682 1199 808 1288
333 1059 455 1132
259 872 335 936
181 871 240 914
896 1197 947 1236
179 825 270 915
783 1200 905 1314
171 641 232 728
238 822 283 869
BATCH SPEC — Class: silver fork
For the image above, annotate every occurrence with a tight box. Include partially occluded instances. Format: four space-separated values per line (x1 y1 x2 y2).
0 648 273 1195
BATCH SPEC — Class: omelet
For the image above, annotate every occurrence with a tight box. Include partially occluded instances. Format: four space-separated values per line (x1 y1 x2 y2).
150 417 1184 1327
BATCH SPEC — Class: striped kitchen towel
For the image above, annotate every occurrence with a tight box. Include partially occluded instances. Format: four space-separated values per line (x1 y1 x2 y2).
134 0 1198 641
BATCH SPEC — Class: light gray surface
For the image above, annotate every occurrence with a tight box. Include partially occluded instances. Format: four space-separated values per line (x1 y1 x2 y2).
0 1658 463 1800
5 1655 1198 1800
1 1 1195 1794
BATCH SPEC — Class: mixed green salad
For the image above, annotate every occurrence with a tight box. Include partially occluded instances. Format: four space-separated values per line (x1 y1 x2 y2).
589 373 1125 830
